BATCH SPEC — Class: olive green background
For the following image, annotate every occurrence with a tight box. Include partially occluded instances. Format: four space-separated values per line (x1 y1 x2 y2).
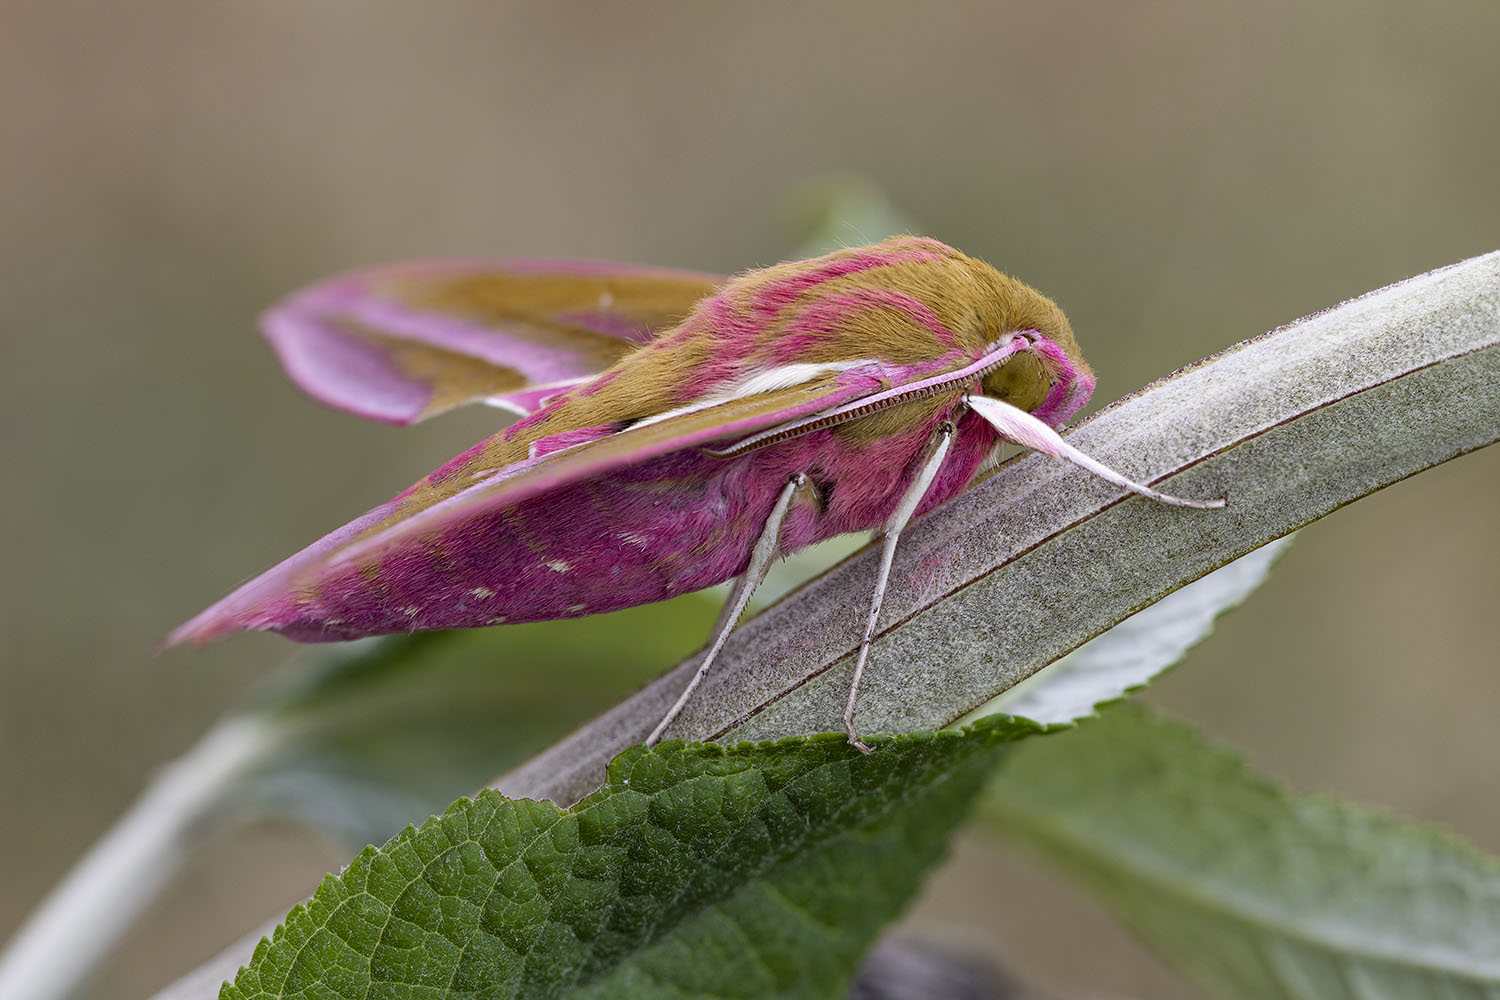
3 3 1497 997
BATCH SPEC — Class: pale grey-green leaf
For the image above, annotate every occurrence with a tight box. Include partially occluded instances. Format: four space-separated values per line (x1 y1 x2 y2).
788 174 917 258
964 536 1291 726
977 706 1500 1000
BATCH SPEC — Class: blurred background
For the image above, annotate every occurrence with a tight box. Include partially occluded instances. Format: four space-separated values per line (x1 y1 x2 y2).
3 2 1498 997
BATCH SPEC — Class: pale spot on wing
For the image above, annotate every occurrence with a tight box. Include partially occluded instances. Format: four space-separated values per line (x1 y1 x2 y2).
732 362 870 396
546 559 573 573
597 291 615 308
470 586 496 598
485 616 508 625
566 603 588 614
619 531 650 548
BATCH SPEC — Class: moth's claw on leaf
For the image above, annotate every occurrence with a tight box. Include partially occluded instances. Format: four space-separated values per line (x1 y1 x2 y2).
848 735 876 755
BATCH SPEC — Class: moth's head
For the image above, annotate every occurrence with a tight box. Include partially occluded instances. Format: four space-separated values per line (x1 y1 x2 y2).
964 255 1095 426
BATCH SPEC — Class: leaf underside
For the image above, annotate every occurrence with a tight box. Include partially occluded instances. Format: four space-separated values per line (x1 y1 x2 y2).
221 716 1042 1000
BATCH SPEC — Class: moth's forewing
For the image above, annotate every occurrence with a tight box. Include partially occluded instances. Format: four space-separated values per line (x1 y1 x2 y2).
164 374 886 646
263 259 723 425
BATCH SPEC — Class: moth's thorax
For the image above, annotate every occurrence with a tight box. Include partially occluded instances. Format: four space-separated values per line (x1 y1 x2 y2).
680 236 1091 422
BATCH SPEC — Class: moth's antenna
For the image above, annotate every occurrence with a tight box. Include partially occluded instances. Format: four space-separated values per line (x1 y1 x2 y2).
965 395 1225 509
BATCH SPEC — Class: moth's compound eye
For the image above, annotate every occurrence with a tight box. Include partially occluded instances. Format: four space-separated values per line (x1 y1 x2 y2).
980 348 1050 413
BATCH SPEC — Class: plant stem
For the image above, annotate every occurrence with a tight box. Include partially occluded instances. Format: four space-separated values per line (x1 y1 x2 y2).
0 718 272 1000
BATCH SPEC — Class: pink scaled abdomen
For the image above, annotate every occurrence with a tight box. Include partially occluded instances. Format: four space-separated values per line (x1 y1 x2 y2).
268 407 997 641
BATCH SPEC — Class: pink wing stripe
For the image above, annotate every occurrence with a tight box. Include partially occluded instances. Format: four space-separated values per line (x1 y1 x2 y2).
750 245 949 319
529 423 618 458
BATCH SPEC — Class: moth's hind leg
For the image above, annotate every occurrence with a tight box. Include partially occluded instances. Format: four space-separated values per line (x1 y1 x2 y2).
646 473 808 747
844 421 956 754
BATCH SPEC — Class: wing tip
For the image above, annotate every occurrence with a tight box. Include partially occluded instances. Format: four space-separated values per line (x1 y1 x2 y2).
260 301 432 426
158 612 241 653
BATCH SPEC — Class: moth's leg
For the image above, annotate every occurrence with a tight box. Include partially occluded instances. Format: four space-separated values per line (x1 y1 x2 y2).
965 394 1225 508
646 473 807 747
844 421 956 754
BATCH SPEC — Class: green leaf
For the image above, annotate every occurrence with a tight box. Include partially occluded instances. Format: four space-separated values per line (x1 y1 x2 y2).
977 706 1500 999
784 174 917 257
221 716 1041 1000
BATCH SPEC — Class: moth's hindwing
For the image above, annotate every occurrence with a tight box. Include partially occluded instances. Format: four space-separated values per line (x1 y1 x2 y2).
263 259 724 424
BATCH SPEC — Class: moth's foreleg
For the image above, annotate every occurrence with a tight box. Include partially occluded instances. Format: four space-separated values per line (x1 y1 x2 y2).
646 473 807 747
843 421 956 754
